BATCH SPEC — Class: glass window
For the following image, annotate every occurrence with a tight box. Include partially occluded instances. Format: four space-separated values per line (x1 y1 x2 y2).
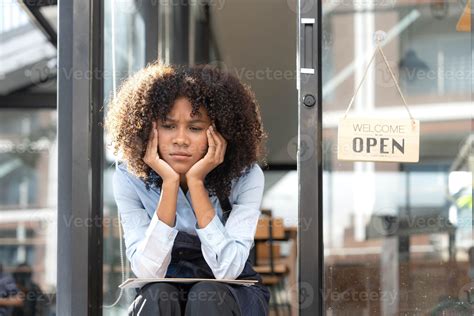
322 1 472 314
0 109 57 315
102 0 146 314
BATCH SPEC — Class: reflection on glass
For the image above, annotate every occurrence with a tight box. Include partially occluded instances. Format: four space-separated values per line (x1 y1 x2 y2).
102 0 146 314
0 110 57 315
322 1 472 315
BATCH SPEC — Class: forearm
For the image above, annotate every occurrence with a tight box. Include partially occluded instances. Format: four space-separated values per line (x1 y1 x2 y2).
156 179 179 227
188 179 215 228
131 179 179 278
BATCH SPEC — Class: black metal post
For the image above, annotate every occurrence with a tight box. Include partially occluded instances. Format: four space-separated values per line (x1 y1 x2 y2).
298 0 323 315
57 0 104 314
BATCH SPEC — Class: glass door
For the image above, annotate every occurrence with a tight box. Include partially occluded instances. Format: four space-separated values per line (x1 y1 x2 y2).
299 0 473 314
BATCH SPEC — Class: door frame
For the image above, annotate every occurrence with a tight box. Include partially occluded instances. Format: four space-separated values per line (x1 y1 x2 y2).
57 0 104 314
297 0 323 314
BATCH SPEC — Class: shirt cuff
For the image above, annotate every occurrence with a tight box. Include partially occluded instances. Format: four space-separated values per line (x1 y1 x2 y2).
195 213 227 253
143 213 179 246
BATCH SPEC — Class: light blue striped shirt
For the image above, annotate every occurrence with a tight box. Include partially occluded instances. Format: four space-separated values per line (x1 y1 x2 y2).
112 162 264 280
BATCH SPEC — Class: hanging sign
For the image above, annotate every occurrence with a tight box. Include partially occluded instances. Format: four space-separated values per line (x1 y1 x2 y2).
337 33 420 163
338 118 419 162
456 0 471 32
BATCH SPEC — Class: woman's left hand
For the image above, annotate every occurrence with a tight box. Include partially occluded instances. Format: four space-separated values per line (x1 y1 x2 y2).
186 124 227 183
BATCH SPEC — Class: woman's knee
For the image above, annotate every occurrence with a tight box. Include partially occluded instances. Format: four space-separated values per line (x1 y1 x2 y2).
141 282 181 302
185 281 240 315
128 282 183 316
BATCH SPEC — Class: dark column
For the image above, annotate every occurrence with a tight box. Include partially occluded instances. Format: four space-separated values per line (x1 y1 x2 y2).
57 0 104 315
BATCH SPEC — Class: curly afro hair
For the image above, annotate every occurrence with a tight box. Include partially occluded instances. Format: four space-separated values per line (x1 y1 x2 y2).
104 61 268 202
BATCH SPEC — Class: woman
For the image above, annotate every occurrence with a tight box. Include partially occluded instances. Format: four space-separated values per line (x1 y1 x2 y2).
105 61 270 315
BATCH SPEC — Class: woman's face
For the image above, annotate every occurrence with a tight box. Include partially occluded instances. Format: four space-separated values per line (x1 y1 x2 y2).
157 97 211 175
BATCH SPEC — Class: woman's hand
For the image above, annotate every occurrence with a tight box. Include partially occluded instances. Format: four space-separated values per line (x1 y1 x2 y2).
186 124 227 183
142 122 180 183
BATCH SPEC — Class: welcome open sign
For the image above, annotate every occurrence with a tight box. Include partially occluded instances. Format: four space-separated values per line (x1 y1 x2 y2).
337 118 420 163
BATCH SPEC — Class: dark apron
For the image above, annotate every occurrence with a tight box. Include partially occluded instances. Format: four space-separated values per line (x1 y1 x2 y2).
136 230 270 315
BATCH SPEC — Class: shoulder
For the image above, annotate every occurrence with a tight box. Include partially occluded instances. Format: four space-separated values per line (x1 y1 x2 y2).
112 161 144 195
113 161 131 183
231 163 265 195
113 161 159 195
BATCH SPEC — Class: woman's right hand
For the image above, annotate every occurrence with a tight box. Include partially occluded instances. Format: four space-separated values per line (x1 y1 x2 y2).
143 122 180 183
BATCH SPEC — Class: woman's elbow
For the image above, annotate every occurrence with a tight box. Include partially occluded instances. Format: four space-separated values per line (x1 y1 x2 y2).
130 256 168 279
130 262 154 279
212 256 246 280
